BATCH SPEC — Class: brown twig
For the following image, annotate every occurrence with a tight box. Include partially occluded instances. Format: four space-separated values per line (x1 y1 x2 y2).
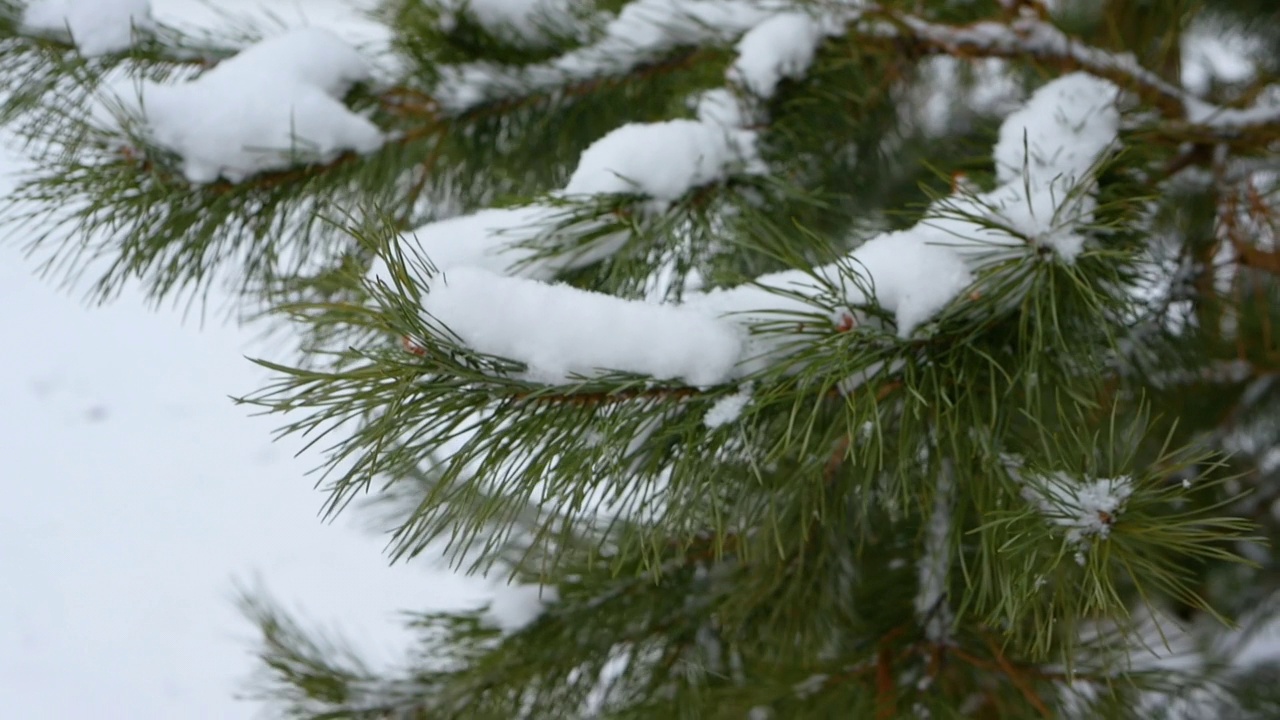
874 627 909 720
982 635 1053 718
823 435 852 483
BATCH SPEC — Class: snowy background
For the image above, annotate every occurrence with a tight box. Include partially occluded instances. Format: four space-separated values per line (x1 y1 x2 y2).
0 2 495 717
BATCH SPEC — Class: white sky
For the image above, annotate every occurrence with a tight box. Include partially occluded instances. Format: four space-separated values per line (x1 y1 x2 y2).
0 2 495 717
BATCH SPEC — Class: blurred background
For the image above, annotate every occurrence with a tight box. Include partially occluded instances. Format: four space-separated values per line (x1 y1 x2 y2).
0 2 494 717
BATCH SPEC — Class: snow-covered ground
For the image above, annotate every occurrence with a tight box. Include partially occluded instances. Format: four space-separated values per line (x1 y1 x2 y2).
0 2 495 718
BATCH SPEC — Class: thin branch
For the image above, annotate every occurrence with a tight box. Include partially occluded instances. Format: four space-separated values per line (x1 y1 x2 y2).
982 634 1053 718
509 385 708 406
875 8 1279 147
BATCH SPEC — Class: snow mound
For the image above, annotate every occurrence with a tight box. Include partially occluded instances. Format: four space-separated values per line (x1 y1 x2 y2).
729 12 831 98
993 72 1119 186
565 120 762 205
421 267 743 386
118 28 384 183
22 0 153 56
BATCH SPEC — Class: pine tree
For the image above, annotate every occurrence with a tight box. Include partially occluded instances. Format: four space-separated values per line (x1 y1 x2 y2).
4 0 1280 716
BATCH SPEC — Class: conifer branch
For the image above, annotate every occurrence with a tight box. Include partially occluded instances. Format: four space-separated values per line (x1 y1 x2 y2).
9 1 1280 715
867 8 1279 145
0 8 241 66
510 384 707 406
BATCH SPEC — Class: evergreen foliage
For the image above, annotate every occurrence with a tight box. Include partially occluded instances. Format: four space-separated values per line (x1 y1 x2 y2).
4 0 1280 716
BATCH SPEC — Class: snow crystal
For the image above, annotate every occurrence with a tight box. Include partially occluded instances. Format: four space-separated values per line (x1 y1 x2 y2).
421 267 743 385
116 28 383 183
565 120 762 206
1022 473 1134 556
22 0 152 56
703 383 752 428
483 582 558 632
729 12 829 98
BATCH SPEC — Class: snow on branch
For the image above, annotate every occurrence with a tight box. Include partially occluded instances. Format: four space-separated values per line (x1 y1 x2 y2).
390 4 841 283
21 0 152 56
566 119 763 202
1185 88 1280 133
992 74 1119 186
385 118 764 281
388 206 579 282
703 382 753 428
728 11 844 99
420 266 743 386
434 0 779 111
427 0 1266 135
1021 472 1134 564
436 0 583 45
398 72 1120 386
691 72 1118 352
397 5 1193 295
893 11 1187 117
868 8 1280 154
104 28 384 183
